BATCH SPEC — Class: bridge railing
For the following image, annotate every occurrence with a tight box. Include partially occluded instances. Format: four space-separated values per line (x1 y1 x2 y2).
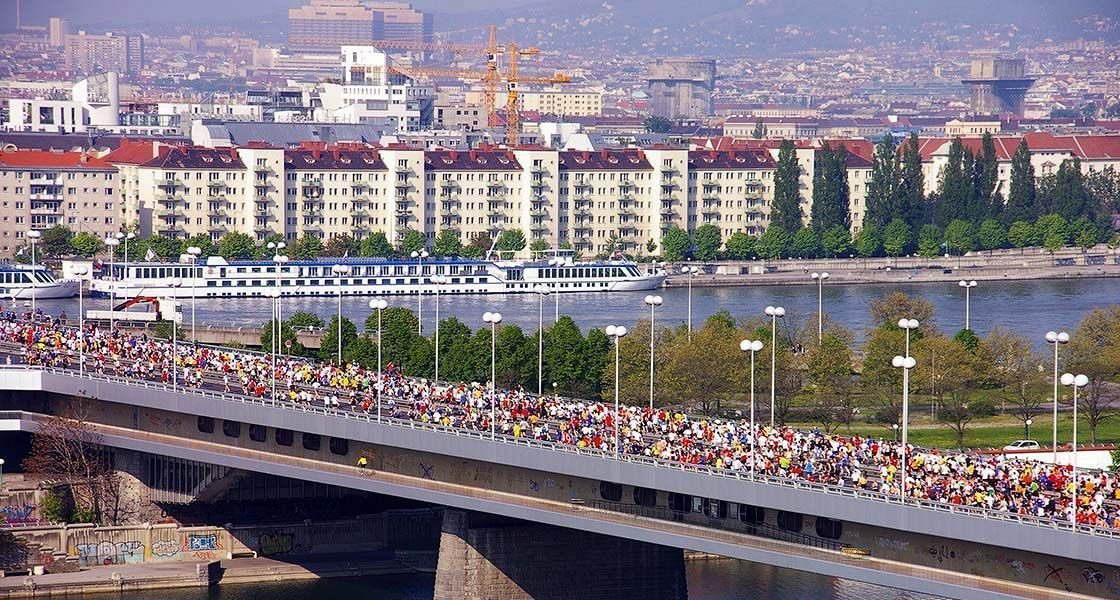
3 363 1118 539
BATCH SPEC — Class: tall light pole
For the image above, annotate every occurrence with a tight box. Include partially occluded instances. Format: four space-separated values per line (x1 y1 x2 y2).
104 236 119 330
433 275 447 383
26 230 41 318
411 249 429 334
644 294 663 410
810 272 829 345
681 266 700 339
1045 331 1070 463
739 339 764 480
764 305 785 429
483 311 503 439
187 245 202 341
118 232 134 315
547 258 561 322
168 278 182 392
72 265 88 378
267 288 280 402
605 325 628 457
958 280 977 331
534 285 551 395
369 299 388 422
892 353 917 501
1060 372 1088 529
331 264 352 364
272 251 289 358
898 318 919 359
1025 417 1033 440
267 241 286 359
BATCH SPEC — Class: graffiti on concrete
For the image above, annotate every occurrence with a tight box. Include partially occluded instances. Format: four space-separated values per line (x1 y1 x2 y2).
928 544 956 564
150 540 179 558
1045 564 1066 585
876 537 909 552
258 531 308 556
72 540 145 566
419 462 434 479
0 504 35 523
187 534 218 552
529 479 540 491
1082 567 1104 584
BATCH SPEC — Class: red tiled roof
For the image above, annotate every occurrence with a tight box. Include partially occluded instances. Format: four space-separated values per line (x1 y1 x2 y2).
687 150 774 170
103 139 162 165
0 150 114 170
558 150 652 171
424 150 522 171
284 149 385 171
143 147 245 170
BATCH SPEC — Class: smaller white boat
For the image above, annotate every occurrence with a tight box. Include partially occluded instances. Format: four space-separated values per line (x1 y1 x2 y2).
0 264 80 300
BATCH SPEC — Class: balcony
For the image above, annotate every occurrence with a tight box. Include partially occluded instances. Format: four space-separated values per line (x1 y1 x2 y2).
30 203 62 215
440 179 460 190
157 227 185 237
619 180 635 191
351 222 370 232
208 222 228 233
574 198 593 209
530 224 548 233
253 180 272 190
530 208 549 218
29 192 63 201
254 210 272 219
530 165 548 175
441 200 460 211
350 209 368 218
661 165 678 176
254 165 274 175
394 165 414 176
441 215 461 226
302 221 323 232
702 198 722 209
487 181 505 191
617 207 636 217
159 178 184 189
157 194 185 203
301 180 323 198
207 180 226 190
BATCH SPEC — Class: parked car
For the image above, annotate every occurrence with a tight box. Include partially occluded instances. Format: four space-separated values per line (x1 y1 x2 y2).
1003 440 1041 451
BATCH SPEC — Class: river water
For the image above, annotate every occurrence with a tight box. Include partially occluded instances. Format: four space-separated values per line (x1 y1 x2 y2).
30 277 1120 347
112 560 942 600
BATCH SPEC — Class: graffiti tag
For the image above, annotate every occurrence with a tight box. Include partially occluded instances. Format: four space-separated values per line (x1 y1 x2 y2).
151 540 179 558
259 532 298 556
187 534 218 552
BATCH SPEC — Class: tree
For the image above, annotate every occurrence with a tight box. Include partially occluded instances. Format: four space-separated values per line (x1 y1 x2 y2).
756 225 790 259
944 219 976 255
789 227 819 258
661 226 690 261
976 219 1007 252
854 223 882 257
659 312 743 415
692 224 722 261
898 133 926 228
751 118 766 139
805 332 854 433
69 232 103 258
1007 220 1037 251
724 232 756 260
1073 216 1100 250
292 235 324 260
935 137 973 228
40 225 74 258
399 229 426 255
1036 213 1069 254
987 327 1043 430
433 229 463 257
810 144 850 232
530 238 551 254
361 231 394 257
465 232 492 259
260 319 302 357
1085 167 1120 215
1005 139 1036 224
974 132 1002 220
1050 158 1091 221
254 234 285 259
771 140 804 234
319 316 358 363
149 235 184 260
364 306 420 374
219 232 256 259
495 229 527 254
1066 306 1120 443
324 234 360 258
882 218 912 257
286 311 325 329
821 225 851 258
869 291 935 331
864 136 900 229
643 115 672 133
916 224 942 257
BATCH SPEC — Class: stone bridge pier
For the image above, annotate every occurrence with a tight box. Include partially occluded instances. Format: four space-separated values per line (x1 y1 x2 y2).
434 509 687 600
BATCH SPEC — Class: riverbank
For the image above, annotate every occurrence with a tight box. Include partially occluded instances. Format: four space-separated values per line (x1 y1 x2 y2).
0 551 434 598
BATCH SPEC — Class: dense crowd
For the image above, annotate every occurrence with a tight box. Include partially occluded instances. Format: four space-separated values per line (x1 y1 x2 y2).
3 312 1119 530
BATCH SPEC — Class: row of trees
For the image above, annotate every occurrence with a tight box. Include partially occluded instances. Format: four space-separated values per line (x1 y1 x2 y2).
260 294 1120 448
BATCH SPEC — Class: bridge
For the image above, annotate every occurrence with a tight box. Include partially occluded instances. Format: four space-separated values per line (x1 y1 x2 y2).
1 364 1118 599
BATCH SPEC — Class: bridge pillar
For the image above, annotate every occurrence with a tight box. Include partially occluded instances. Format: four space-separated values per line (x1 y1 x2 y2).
434 509 687 600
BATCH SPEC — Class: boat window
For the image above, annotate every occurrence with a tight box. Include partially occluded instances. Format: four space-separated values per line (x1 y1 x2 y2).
19 273 30 284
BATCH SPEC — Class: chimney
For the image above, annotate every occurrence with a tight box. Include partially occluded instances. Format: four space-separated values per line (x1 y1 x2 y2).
449 150 458 161
469 150 477 162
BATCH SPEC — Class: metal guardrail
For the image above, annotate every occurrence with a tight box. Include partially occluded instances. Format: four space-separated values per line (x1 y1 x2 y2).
1 364 1118 539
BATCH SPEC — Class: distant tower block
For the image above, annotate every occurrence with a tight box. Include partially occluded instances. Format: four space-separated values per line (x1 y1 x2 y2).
647 58 716 119
961 58 1036 116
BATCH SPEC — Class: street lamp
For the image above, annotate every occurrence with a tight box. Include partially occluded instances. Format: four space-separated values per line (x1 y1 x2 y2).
411 249 429 334
168 278 182 392
26 230 41 318
898 318 919 358
681 266 700 339
267 241 286 358
104 235 121 330
957 280 977 331
1025 418 1033 440
1045 331 1070 464
272 252 289 360
644 294 663 410
547 258 562 322
72 265 89 378
119 232 134 316
0 458 5 490
764 305 785 429
1060 372 1088 530
810 272 829 345
891 354 916 501
534 285 551 395
739 338 764 480
483 311 503 439
187 246 202 341
605 325 628 457
331 264 352 365
433 275 448 383
892 423 899 443
369 299 388 422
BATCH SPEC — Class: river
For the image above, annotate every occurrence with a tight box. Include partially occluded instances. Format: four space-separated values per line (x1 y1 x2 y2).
29 277 1120 347
111 560 943 600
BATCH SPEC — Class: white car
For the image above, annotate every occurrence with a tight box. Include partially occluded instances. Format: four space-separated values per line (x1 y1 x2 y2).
1003 440 1041 451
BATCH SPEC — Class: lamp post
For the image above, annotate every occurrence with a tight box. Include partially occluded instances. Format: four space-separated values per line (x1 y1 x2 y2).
1025 418 1033 440
892 423 899 443
957 280 977 331
547 258 562 322
1045 331 1070 464
681 266 700 339
72 265 89 377
433 275 447 383
369 299 388 422
104 236 119 330
411 249 429 334
168 278 182 392
739 339 764 480
483 312 503 439
120 232 134 315
272 252 289 360
898 318 919 359
644 294 663 410
892 354 917 501
26 230 41 318
267 241 286 359
605 325 628 457
534 285 551 395
0 458 4 490
187 246 202 341
810 272 829 345
1060 372 1088 529
764 305 785 429
331 264 352 364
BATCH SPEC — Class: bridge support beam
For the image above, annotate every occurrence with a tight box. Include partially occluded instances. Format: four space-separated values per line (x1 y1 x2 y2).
434 509 687 600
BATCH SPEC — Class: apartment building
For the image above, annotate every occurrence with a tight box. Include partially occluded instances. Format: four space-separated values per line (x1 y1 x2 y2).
687 150 775 238
0 151 118 258
426 150 524 246
521 91 604 118
283 147 391 242
64 32 144 76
